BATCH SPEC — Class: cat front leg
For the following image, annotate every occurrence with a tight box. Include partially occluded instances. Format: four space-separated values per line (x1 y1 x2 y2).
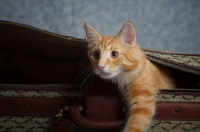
122 93 156 132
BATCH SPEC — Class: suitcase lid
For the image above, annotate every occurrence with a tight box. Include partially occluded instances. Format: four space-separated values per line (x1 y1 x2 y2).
144 49 200 75
0 20 200 75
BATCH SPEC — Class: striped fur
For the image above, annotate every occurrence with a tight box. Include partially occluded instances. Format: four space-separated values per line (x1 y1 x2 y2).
84 20 175 132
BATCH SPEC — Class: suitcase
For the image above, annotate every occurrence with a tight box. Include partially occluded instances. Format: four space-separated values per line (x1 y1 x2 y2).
0 20 200 132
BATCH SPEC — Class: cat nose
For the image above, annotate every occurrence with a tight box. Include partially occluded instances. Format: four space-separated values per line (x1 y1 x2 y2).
98 66 105 71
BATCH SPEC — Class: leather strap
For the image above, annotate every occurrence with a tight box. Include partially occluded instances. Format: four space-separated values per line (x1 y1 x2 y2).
69 84 124 130
69 102 200 130
0 97 78 116
155 102 200 120
69 105 124 130
86 84 122 120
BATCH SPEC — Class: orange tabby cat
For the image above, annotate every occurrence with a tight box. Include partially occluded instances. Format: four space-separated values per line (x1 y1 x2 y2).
84 20 175 132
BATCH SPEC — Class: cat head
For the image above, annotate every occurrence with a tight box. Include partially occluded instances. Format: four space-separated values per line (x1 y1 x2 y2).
84 20 145 82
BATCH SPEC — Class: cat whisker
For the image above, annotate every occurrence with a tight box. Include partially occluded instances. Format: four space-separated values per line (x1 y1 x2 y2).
68 56 87 68
72 67 93 86
81 74 98 92
113 73 131 94
81 71 95 88
74 68 93 94
71 67 95 102
87 73 97 87
76 66 93 72
114 75 123 89
67 56 94 88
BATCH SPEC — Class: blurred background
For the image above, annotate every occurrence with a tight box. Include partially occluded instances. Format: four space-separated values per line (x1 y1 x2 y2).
0 0 200 53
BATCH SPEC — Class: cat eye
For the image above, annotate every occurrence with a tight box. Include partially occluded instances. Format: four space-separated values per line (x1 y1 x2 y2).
93 50 100 59
111 51 118 59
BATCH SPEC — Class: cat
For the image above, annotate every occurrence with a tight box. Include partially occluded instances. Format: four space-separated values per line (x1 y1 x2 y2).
84 19 175 132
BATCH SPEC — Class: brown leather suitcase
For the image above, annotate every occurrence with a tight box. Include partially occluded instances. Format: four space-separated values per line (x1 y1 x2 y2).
0 20 200 132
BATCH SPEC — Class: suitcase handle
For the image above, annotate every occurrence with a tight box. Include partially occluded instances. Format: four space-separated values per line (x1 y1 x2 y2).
69 105 124 130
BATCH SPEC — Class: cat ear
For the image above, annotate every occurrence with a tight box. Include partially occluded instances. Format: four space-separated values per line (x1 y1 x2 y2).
84 21 102 44
118 19 136 48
